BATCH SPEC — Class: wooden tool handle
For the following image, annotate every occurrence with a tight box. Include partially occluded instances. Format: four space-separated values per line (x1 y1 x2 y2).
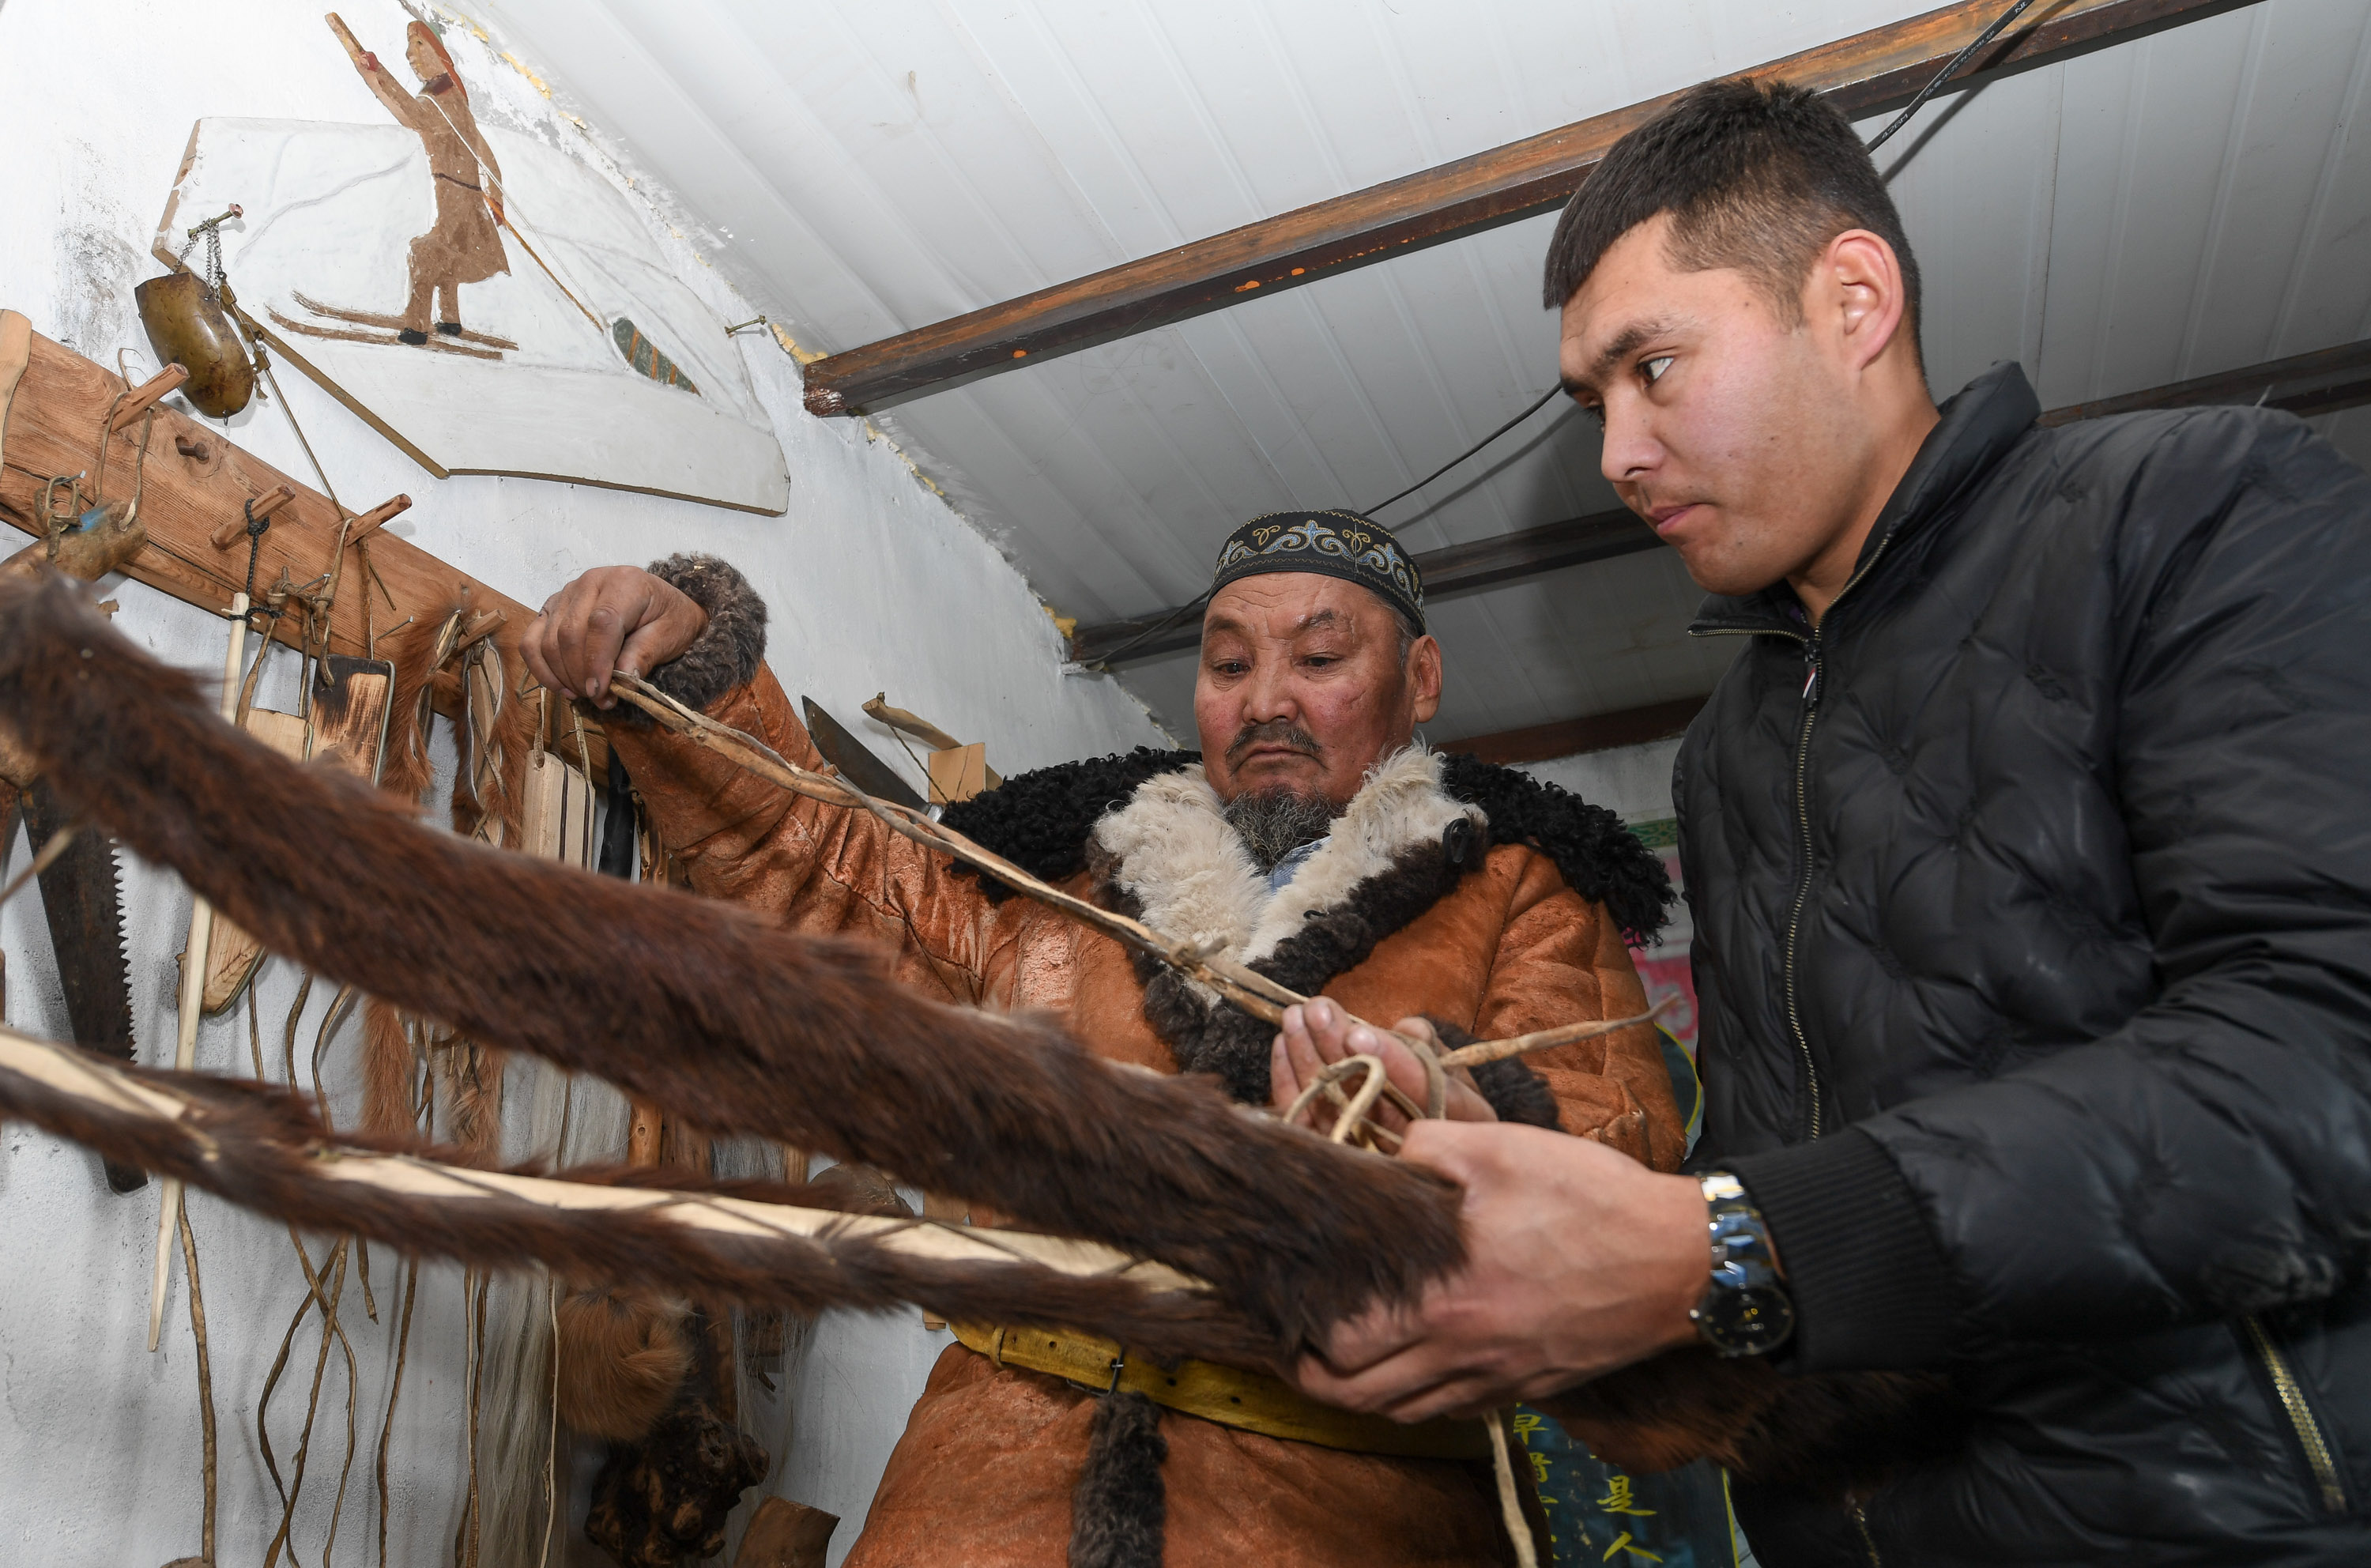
0 311 30 472
341 493 410 545
208 485 296 550
862 693 963 752
107 364 190 432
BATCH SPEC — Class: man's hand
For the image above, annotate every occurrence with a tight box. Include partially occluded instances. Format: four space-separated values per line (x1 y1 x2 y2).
1272 999 1497 1130
520 567 706 710
1288 1120 1711 1422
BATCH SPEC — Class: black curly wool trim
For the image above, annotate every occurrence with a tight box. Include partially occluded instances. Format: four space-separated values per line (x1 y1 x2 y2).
940 748 1198 901
1427 1020 1561 1129
1067 1391 1167 1568
615 553 767 725
1115 833 1474 1106
1438 752 1672 942
940 749 1669 939
940 749 1665 1107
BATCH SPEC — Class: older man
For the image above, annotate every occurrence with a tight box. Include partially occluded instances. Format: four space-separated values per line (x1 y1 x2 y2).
524 511 1682 1567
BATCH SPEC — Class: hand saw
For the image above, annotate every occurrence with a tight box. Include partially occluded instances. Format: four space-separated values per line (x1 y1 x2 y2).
801 697 927 812
8 780 145 1192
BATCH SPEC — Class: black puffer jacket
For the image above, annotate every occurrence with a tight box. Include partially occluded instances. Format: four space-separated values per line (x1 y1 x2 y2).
1676 363 2371 1565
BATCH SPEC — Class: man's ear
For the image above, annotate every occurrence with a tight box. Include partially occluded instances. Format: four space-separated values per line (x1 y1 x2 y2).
1819 228 1912 374
1408 635 1443 726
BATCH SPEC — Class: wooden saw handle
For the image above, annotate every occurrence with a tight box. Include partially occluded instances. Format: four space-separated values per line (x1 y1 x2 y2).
861 693 963 752
0 311 29 472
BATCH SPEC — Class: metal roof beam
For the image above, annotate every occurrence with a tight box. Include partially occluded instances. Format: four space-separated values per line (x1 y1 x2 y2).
1440 697 1710 767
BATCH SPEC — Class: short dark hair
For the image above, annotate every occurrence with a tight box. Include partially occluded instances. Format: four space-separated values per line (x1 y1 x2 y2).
1541 78 1920 352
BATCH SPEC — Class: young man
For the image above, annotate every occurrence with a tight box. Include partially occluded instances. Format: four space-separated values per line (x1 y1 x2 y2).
523 514 1681 1566
1284 79 2371 1564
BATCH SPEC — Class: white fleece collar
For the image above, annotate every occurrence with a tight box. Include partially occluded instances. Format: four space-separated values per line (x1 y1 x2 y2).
1090 747 1485 967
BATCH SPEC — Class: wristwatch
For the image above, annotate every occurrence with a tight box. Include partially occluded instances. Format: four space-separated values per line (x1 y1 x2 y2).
1691 1171 1796 1357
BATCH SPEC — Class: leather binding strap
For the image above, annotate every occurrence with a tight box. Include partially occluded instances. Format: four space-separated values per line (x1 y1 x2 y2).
952 1321 1492 1462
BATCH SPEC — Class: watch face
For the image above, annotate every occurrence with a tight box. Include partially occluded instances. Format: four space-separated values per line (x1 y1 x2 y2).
1700 1284 1796 1356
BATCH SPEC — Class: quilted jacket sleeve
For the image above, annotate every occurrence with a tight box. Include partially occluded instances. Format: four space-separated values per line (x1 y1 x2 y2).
1474 851 1687 1174
1730 413 2371 1370
604 662 1006 1008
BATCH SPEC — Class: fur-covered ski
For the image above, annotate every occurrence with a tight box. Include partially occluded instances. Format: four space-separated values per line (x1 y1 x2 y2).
0 575 1958 1488
0 574 1459 1356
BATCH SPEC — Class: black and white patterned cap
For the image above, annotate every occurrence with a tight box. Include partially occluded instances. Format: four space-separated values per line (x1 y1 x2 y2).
1208 510 1425 631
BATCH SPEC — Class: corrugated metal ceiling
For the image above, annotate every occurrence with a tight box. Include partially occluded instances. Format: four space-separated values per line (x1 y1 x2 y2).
469 0 2371 744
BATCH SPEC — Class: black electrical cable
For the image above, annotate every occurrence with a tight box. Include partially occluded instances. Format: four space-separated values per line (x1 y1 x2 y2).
1353 0 2035 526
1867 0 2038 151
1082 586 1214 668
1087 0 2037 670
1365 384 1564 515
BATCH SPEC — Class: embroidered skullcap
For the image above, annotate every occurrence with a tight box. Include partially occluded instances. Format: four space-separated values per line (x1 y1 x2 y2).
1208 510 1425 632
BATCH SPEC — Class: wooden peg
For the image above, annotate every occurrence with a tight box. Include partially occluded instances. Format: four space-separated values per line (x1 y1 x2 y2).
339 493 411 545
173 435 210 461
107 364 190 432
208 484 295 550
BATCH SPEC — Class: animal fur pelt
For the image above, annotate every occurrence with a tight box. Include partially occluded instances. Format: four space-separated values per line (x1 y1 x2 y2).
0 576 1953 1487
0 1020 1264 1361
952 744 1669 1109
1069 1393 1167 1568
1092 750 1494 1106
556 1287 695 1441
359 993 417 1138
1536 1348 1964 1494
0 573 1464 1356
375 605 453 810
585 1392 767 1567
642 553 766 716
942 745 1674 943
584 1302 767 1568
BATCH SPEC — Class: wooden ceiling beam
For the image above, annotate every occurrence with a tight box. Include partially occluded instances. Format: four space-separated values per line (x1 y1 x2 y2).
801 0 2257 416
1442 695 1709 767
1070 334 2371 667
1066 505 1657 665
2036 336 2371 425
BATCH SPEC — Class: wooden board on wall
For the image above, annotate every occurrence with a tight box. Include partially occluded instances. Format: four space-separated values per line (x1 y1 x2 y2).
0 320 601 770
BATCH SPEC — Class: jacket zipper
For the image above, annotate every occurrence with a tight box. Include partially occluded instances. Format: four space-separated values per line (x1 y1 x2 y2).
1785 639 1826 1140
2241 1314 2348 1513
1849 1502 1884 1566
1769 526 1903 1143
1694 517 1903 1145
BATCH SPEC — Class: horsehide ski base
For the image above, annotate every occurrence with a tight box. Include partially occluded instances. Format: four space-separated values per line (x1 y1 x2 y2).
0 575 1951 1486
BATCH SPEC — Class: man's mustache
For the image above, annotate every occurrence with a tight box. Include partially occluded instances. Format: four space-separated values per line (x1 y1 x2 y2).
1227 719 1321 766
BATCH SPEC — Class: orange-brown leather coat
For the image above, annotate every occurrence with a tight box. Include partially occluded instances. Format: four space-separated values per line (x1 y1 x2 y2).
609 665 1684 1568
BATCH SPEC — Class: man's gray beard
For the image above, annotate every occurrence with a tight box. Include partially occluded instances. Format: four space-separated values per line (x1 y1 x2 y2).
1222 787 1338 873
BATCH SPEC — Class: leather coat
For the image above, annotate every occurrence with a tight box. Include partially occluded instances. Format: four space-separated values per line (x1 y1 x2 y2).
610 669 1684 1568
1679 364 2371 1565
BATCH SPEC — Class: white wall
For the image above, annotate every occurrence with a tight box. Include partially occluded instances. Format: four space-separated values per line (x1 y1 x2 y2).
0 2 1164 1564
1520 737 1681 832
